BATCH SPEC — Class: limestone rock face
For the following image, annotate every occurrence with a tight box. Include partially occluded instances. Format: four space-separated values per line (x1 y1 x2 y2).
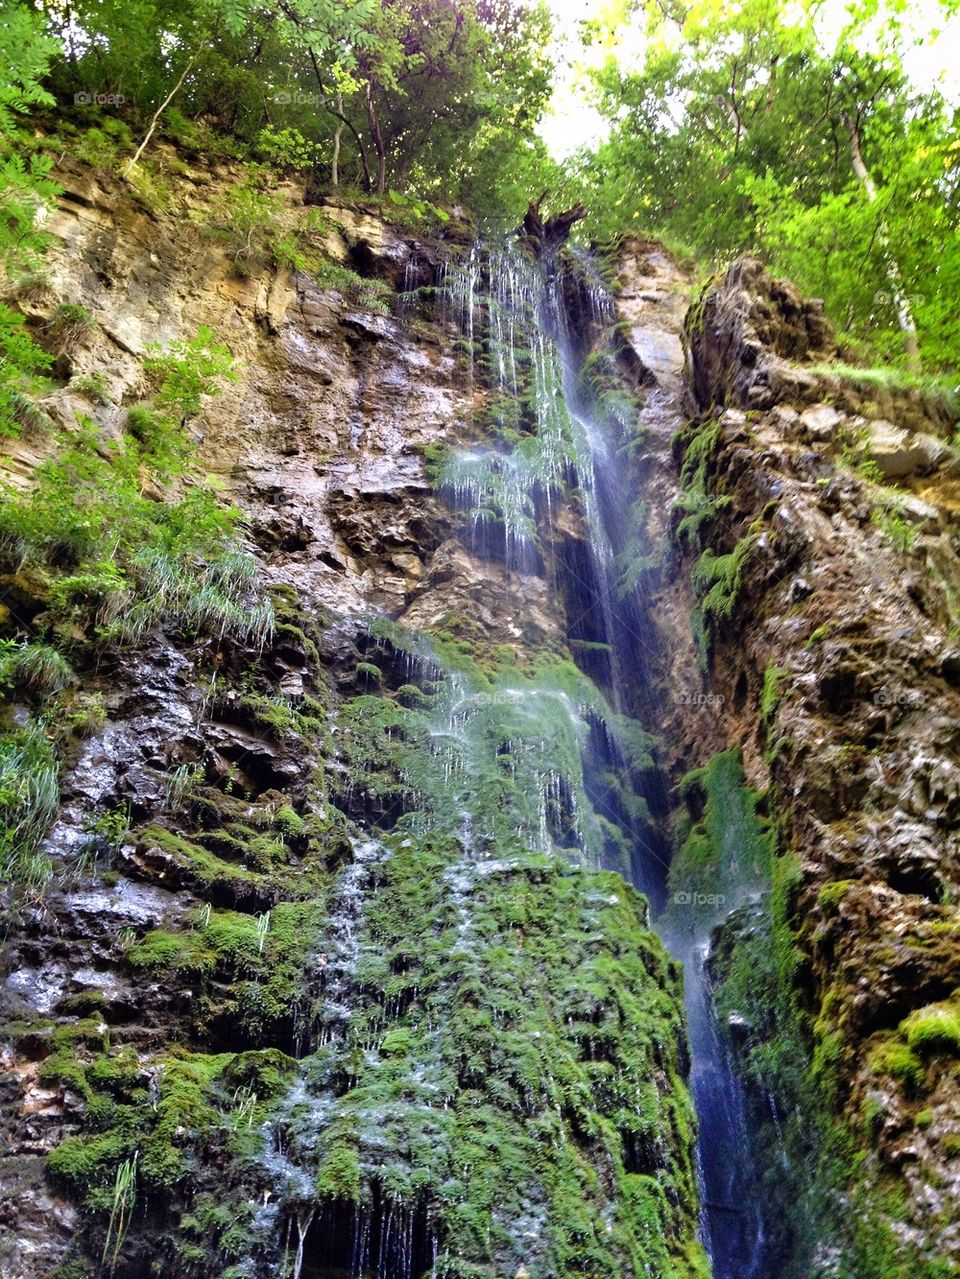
685 255 835 413
680 261 960 1270
0 160 704 1279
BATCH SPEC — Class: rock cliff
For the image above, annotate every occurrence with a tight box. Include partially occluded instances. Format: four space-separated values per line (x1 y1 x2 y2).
1 153 705 1278
2 147 958 1279
674 257 960 1275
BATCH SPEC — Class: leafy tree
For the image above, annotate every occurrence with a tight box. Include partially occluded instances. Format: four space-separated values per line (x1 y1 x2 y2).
31 0 554 216
580 0 960 370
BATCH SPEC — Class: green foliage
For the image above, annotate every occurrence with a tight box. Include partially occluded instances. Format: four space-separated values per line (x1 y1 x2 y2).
70 371 112 405
0 7 56 132
0 325 270 646
103 1153 137 1269
761 666 790 724
872 502 919 554
0 723 58 890
870 1038 926 1090
0 9 60 290
143 324 238 418
690 519 762 667
673 420 731 549
29 0 553 218
200 167 334 277
256 125 323 171
257 843 703 1278
582 0 960 371
691 529 758 622
82 805 130 856
67 691 107 738
313 261 392 314
0 640 75 696
68 119 133 171
668 750 774 917
0 303 53 439
198 169 293 273
808 362 960 420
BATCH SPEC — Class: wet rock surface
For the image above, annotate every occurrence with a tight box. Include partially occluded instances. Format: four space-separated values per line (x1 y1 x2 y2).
1 165 706 1277
678 260 960 1270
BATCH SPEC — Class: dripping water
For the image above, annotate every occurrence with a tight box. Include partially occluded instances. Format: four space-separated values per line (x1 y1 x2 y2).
439 240 769 1277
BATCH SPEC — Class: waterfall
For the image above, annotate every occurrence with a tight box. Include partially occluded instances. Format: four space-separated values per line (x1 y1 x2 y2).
437 241 768 1277
245 238 764 1279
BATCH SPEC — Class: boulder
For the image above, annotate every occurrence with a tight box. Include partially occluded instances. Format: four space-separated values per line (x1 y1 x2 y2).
801 404 844 441
866 420 947 479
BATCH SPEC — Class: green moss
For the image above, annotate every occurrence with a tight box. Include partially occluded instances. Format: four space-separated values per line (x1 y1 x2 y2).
315 1144 363 1202
761 665 790 724
668 749 774 915
132 823 324 904
902 1003 960 1057
272 841 706 1278
274 803 305 835
818 879 856 912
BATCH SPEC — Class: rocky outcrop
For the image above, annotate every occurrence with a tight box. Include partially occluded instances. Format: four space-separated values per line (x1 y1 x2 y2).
675 260 960 1274
685 256 835 413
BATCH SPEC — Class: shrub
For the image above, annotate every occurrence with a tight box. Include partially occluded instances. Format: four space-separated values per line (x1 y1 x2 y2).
70 371 112 405
256 125 323 172
872 503 918 554
0 301 52 438
67 692 107 738
313 261 391 315
48 301 96 353
0 640 75 695
142 325 238 419
0 323 271 645
198 169 291 274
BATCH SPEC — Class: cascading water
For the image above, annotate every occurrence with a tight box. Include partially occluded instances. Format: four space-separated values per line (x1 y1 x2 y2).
437 239 770 1277
244 235 766 1279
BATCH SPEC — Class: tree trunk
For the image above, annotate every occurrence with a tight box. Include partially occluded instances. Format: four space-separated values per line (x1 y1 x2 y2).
516 195 587 261
331 94 343 187
842 111 920 371
365 81 387 196
123 55 196 178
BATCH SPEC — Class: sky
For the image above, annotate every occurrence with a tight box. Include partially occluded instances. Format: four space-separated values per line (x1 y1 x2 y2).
538 0 960 160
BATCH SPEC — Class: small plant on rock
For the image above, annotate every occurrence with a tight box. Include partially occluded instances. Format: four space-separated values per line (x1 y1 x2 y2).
71 370 112 405
47 301 96 354
0 639 75 696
